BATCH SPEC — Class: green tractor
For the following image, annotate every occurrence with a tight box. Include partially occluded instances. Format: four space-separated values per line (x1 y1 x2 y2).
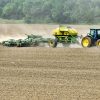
48 26 79 47
81 29 100 47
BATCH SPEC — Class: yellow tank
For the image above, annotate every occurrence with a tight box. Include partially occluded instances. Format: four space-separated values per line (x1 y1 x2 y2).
52 26 78 36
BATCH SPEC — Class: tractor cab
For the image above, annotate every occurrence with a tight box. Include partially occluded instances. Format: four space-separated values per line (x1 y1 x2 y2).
82 28 100 47
88 29 100 40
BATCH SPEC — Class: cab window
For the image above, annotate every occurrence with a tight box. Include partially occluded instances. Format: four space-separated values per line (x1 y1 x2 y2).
97 30 100 34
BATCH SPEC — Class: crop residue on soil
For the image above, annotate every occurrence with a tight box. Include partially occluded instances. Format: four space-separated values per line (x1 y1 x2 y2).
0 47 100 100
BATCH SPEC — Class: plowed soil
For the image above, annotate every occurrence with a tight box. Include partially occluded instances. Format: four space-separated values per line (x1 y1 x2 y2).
0 24 100 100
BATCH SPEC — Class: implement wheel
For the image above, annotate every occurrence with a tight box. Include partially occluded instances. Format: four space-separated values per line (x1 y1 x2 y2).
96 39 100 47
81 36 92 47
48 39 57 48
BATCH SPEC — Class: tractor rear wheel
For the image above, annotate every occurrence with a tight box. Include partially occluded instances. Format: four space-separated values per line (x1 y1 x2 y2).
48 39 58 48
81 36 92 47
96 39 100 47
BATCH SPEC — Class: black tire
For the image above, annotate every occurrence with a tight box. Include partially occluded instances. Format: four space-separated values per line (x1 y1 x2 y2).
81 36 92 47
96 39 100 47
48 38 58 48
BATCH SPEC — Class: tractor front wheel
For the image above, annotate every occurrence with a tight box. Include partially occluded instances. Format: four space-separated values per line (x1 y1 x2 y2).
48 39 58 48
81 36 92 47
96 39 100 47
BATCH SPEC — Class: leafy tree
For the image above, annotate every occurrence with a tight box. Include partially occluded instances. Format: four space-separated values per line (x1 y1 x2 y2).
2 0 24 19
0 0 10 17
0 0 100 23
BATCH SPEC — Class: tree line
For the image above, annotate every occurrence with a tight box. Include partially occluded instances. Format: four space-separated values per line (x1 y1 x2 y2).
0 0 100 24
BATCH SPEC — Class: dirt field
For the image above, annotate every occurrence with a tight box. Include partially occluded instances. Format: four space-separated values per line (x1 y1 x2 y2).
0 24 100 100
